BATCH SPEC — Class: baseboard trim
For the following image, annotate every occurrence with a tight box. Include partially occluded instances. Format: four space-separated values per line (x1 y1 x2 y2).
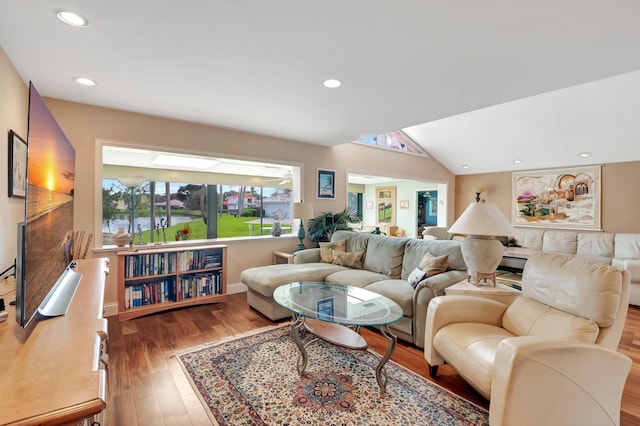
104 282 248 317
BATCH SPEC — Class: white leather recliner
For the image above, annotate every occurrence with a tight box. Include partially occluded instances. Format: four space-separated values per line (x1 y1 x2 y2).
424 252 632 426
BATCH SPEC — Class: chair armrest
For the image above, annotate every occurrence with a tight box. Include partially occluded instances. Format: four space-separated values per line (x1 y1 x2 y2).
490 336 632 426
424 295 508 366
292 248 321 264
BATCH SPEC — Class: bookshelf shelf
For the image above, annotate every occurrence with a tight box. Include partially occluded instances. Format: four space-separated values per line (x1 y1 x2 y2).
117 244 227 321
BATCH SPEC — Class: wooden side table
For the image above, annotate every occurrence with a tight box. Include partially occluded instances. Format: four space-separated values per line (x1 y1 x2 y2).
445 279 521 305
273 250 294 264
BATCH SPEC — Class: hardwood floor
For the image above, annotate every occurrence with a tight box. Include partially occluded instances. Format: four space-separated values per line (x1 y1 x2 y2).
106 294 640 425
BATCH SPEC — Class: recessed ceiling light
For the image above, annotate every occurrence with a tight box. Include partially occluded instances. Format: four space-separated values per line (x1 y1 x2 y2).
56 10 89 27
73 77 97 86
461 165 470 169
579 152 591 157
152 154 218 169
514 159 523 164
323 79 342 88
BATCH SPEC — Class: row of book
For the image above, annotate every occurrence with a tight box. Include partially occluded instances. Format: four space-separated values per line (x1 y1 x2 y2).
124 272 223 309
124 250 223 278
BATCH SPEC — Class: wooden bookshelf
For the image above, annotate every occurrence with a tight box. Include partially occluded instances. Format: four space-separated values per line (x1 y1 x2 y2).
117 244 227 321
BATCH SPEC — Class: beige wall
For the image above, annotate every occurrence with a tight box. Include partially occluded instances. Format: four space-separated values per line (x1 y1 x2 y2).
45 99 455 311
0 47 28 265
456 163 640 233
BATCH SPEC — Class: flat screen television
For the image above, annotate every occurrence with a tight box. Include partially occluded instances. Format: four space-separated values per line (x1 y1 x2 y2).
15 82 80 328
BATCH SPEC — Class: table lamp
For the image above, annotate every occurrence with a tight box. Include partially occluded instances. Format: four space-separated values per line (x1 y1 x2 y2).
448 200 516 286
291 202 314 251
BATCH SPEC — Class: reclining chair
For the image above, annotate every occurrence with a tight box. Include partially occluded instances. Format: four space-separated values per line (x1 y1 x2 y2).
424 252 632 425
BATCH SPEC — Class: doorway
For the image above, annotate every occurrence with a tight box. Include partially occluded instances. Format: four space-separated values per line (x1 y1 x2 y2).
417 190 438 231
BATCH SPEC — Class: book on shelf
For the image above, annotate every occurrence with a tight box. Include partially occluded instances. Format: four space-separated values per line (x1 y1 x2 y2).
124 271 223 310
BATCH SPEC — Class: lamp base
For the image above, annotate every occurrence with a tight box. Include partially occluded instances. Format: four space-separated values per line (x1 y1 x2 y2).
467 272 496 287
295 219 306 252
460 235 504 287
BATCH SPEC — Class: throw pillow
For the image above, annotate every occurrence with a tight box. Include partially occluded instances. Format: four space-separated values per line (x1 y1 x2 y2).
319 240 346 263
332 250 364 269
407 267 427 288
419 252 449 277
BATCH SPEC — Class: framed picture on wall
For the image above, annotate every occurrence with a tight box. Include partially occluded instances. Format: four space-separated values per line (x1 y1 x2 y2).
399 200 409 209
512 165 601 230
317 169 336 199
8 130 27 198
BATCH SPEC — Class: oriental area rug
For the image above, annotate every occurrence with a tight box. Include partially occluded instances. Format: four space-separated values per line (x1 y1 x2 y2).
176 324 489 425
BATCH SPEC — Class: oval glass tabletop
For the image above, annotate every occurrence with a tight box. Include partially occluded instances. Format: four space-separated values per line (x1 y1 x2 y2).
273 281 403 326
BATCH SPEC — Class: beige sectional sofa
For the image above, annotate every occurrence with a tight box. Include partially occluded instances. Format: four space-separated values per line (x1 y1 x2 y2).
241 230 467 348
502 228 640 305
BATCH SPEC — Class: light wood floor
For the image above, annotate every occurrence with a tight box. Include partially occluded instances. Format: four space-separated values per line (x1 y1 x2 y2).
106 293 640 425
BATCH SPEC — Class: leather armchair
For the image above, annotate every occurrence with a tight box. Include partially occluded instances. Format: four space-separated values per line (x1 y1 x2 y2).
424 252 632 425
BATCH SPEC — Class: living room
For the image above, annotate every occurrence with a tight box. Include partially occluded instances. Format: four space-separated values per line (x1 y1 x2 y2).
2 3 640 425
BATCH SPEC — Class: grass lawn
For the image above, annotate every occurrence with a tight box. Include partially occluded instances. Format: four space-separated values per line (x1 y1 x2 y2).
137 215 266 242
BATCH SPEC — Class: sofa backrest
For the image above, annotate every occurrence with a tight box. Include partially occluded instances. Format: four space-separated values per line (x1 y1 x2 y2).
614 233 640 259
504 252 630 349
421 226 452 240
330 230 465 280
331 230 407 278
401 239 466 279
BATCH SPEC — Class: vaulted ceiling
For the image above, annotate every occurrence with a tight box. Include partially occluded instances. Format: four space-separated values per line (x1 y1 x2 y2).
1 1 639 175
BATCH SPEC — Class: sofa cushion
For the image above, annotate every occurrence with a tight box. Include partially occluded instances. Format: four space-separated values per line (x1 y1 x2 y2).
401 239 465 279
577 232 614 258
241 263 347 297
324 269 390 288
502 297 599 343
362 235 407 278
542 231 577 254
319 240 345 263
332 250 364 269
522 253 623 327
418 253 449 277
331 230 370 253
614 233 640 259
513 228 545 250
364 279 415 317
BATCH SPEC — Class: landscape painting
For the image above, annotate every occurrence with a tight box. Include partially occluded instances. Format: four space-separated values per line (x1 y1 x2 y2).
512 165 601 230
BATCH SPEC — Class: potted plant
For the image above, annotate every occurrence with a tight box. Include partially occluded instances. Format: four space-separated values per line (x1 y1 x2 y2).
307 208 359 243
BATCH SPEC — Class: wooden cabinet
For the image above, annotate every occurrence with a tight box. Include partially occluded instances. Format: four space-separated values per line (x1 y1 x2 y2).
0 258 109 426
117 244 227 321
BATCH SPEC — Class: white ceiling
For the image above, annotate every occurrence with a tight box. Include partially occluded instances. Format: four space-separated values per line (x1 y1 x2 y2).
2 1 640 175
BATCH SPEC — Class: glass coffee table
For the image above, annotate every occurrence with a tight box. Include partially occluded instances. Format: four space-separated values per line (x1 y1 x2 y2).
273 281 403 391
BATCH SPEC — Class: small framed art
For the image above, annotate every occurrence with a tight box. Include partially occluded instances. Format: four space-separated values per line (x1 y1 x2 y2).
316 296 335 321
8 130 27 198
317 169 336 199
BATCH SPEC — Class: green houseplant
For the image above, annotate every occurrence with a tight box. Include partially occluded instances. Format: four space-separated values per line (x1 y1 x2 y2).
307 208 359 243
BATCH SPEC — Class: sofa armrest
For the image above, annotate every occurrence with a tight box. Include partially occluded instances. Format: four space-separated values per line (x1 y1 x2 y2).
424 295 508 366
491 336 632 426
412 270 466 348
292 248 321 264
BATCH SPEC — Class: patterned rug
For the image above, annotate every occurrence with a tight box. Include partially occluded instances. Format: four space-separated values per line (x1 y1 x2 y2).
176 323 489 425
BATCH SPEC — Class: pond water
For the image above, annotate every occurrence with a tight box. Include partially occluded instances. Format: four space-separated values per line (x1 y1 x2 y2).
103 216 197 233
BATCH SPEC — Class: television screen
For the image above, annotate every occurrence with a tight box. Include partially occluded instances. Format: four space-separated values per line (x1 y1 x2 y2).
15 82 77 328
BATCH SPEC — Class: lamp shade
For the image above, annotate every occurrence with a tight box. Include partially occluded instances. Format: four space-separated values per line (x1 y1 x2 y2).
448 202 515 237
291 202 313 219
118 176 146 188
